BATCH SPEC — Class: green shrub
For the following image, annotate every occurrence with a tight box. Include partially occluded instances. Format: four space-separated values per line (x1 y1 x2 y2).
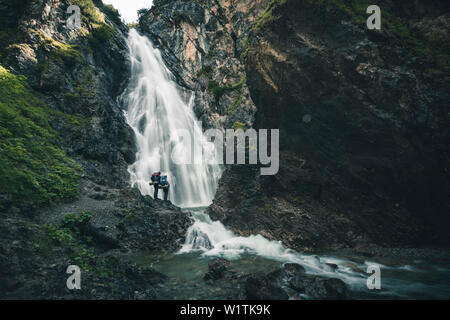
232 121 247 131
70 0 104 25
102 4 122 26
62 211 93 229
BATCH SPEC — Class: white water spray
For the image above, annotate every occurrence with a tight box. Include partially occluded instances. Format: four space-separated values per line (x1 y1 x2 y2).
122 29 222 207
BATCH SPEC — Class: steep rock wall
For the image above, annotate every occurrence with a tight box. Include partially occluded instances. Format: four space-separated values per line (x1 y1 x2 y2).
142 0 450 251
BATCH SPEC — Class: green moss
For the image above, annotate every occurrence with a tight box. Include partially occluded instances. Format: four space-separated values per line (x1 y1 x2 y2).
208 74 246 100
0 66 81 207
36 211 118 277
228 75 246 114
67 0 118 54
45 224 75 243
54 45 83 66
31 30 83 67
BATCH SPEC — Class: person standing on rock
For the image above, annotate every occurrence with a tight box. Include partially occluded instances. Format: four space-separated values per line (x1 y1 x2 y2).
159 175 170 201
150 171 161 199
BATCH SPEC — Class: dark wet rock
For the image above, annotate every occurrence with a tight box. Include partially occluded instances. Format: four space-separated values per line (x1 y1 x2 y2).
204 258 233 281
114 188 192 253
283 263 306 277
245 275 289 300
344 263 365 274
324 263 339 272
290 276 348 300
264 262 347 299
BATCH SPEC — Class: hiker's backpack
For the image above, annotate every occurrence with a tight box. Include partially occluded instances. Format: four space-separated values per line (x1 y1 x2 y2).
160 176 169 188
150 172 161 184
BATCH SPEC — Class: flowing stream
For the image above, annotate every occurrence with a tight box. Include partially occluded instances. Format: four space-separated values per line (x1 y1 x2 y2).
122 29 450 299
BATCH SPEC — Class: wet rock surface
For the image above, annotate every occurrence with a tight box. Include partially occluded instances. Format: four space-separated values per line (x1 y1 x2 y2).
204 258 233 280
181 258 348 300
0 182 191 299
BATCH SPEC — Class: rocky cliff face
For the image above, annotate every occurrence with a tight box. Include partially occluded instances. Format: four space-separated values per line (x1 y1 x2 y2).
139 0 268 130
140 0 450 251
1 0 134 192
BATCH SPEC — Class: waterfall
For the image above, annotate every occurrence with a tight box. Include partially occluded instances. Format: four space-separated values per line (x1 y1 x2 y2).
122 29 222 207
118 30 449 299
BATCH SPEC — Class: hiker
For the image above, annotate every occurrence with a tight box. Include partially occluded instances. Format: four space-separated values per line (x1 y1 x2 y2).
150 171 161 199
159 175 170 201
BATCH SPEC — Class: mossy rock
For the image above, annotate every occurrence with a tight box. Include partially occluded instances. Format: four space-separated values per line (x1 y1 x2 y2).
0 65 81 208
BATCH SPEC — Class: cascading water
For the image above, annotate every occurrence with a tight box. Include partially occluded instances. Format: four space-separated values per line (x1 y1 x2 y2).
122 30 450 299
122 29 222 208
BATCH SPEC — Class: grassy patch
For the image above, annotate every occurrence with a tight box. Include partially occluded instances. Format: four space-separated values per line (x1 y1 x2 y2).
253 0 288 31
68 0 118 53
70 0 105 25
0 66 81 208
228 87 244 115
32 30 83 66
